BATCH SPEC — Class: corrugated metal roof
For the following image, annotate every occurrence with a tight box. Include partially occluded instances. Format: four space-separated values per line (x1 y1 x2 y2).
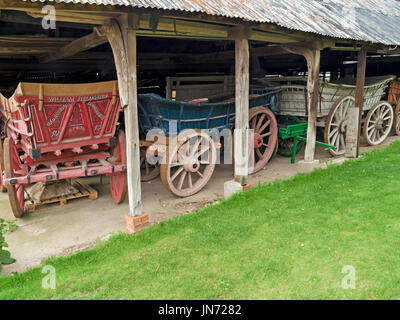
26 0 400 45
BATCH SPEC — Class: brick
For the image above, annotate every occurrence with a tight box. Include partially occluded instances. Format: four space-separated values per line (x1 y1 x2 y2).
122 213 150 234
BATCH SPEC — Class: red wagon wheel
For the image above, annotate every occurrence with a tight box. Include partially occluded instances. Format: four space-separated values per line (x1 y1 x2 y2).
160 130 216 197
3 138 27 218
108 130 128 204
140 146 160 182
0 140 7 193
248 106 278 174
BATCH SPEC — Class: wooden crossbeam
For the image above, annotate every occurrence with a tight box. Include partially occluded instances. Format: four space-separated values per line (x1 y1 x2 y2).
184 40 330 64
40 31 107 63
0 35 75 54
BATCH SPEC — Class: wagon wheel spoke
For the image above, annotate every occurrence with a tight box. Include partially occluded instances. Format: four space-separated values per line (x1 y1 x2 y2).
178 171 187 190
258 120 271 134
381 108 390 118
251 116 257 132
331 131 339 146
256 148 263 160
171 167 184 182
196 170 204 179
187 172 193 189
328 128 338 139
261 132 272 138
255 114 266 132
335 133 340 150
196 144 211 159
190 137 201 157
368 127 375 139
340 134 345 150
374 130 379 141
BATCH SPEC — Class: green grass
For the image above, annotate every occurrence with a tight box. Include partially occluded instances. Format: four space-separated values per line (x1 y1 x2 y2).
2 141 400 299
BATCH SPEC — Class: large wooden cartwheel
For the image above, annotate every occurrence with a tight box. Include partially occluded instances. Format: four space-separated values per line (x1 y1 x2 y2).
0 140 7 193
3 138 28 218
140 146 160 182
394 101 400 136
160 130 216 197
108 130 128 204
324 95 355 156
248 106 278 173
363 101 393 146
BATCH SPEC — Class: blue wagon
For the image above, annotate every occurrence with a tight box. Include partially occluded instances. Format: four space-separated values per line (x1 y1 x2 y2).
137 90 281 197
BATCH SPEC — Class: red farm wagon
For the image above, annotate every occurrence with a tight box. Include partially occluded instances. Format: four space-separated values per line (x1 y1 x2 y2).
0 81 127 218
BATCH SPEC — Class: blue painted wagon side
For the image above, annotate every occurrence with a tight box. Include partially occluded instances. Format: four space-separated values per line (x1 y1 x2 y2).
137 90 281 136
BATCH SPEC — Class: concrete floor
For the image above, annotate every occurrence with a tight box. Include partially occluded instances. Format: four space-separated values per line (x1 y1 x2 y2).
1 135 399 274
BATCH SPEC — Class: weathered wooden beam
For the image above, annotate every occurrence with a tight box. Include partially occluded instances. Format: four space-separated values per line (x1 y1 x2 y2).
303 49 321 162
40 31 107 63
184 40 330 64
355 48 367 157
282 45 321 162
123 14 144 221
0 35 75 45
0 35 75 54
345 48 366 158
98 16 144 223
232 27 250 185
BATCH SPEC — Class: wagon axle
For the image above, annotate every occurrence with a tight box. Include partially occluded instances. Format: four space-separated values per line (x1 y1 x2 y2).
183 158 201 173
253 133 264 148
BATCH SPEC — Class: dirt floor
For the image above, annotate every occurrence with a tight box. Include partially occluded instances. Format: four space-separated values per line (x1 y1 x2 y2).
1 135 399 274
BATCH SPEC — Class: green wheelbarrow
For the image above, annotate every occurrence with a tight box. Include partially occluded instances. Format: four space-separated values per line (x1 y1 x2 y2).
277 116 336 164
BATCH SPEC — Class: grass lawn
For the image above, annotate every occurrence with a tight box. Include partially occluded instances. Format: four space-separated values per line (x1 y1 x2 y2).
1 141 400 299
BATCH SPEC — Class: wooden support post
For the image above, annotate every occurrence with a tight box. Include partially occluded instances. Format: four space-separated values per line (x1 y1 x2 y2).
231 27 250 185
281 43 321 163
123 15 143 218
97 15 148 232
303 49 321 162
345 48 366 158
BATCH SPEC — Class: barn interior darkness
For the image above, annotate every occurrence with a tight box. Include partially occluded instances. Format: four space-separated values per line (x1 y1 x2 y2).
1 10 400 98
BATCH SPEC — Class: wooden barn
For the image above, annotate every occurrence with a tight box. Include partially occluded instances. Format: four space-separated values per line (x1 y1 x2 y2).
0 0 400 232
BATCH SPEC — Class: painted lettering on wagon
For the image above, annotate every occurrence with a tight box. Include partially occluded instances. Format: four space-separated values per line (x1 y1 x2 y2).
47 97 74 103
46 94 107 103
46 103 70 126
88 102 105 120
77 94 107 102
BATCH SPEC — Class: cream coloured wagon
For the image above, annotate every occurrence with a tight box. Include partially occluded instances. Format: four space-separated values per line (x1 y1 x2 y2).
260 75 396 156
